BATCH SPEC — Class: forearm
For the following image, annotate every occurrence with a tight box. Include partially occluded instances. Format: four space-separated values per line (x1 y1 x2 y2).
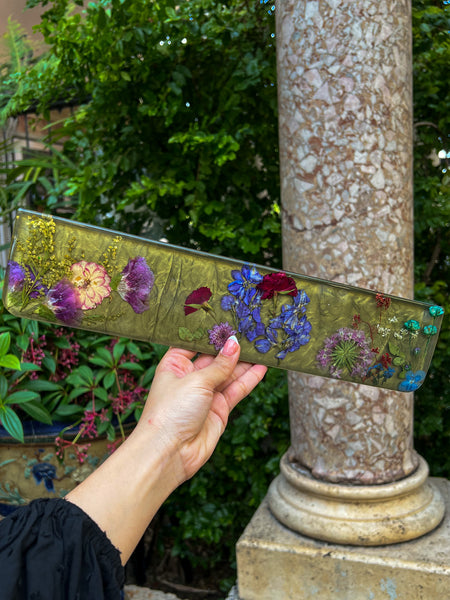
66 423 182 565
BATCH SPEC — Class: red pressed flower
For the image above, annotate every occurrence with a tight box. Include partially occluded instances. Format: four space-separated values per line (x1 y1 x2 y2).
381 353 392 369
256 273 298 300
375 293 391 310
352 314 361 329
184 287 213 315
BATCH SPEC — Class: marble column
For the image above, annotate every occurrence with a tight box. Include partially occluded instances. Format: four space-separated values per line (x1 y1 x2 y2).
267 0 444 543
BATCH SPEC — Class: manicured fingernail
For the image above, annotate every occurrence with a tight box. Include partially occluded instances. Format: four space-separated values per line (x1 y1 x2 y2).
221 335 239 357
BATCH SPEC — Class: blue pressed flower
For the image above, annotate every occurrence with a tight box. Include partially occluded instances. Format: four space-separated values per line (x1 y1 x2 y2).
429 305 444 317
398 370 426 392
423 325 437 336
255 338 273 353
32 463 57 493
228 264 263 300
221 295 237 311
383 367 395 380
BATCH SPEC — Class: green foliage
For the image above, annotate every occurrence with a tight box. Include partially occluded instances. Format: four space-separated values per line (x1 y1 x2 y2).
412 0 450 478
0 271 159 446
0 17 35 116
0 0 449 589
3 0 281 265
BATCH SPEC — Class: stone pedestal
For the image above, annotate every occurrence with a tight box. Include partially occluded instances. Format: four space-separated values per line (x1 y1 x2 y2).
236 478 450 600
267 453 444 546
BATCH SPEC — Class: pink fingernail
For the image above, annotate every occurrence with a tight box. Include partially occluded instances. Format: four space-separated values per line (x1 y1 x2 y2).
221 335 239 357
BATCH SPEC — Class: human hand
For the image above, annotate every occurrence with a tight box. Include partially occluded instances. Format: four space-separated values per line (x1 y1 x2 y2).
136 336 268 483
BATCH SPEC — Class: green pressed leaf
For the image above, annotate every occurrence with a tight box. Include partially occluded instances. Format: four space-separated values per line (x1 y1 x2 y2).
179 327 193 341
393 357 406 366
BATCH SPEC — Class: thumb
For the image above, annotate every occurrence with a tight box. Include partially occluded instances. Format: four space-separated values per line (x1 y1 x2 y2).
200 335 241 389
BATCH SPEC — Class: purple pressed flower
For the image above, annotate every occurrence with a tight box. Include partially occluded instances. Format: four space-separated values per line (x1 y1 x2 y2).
7 261 26 291
118 257 154 314
208 322 237 351
7 261 47 298
47 279 83 325
316 327 376 379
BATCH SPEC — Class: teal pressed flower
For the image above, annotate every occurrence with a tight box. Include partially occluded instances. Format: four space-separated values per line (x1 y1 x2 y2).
429 305 444 317
423 325 438 336
404 319 420 331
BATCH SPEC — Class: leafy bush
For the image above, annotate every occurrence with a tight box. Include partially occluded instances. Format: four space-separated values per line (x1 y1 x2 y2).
0 272 160 454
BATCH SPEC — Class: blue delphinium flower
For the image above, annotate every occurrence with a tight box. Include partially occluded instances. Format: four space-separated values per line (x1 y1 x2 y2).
227 265 263 302
222 264 312 359
398 370 426 392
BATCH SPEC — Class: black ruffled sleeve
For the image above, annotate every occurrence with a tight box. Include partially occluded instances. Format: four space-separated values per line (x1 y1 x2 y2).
0 498 124 600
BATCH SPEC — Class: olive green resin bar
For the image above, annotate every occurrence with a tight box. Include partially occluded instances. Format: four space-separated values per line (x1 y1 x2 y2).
3 210 444 392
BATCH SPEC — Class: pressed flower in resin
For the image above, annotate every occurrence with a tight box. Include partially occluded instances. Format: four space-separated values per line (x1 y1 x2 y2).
70 261 111 310
47 279 83 325
208 322 237 351
117 256 154 314
184 287 213 315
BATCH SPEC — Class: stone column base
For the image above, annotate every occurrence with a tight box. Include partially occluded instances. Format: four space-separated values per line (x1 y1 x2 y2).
267 453 444 546
236 478 450 600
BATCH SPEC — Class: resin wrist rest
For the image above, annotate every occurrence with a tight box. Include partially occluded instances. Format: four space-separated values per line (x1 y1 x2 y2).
3 210 444 392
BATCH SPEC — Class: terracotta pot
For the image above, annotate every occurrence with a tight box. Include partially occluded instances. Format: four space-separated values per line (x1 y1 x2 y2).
0 420 133 516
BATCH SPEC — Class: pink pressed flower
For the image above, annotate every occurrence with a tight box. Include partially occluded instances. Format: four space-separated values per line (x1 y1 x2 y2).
70 261 111 310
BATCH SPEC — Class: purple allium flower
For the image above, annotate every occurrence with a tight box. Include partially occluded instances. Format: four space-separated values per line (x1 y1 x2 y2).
118 257 154 314
47 279 83 325
7 261 47 298
208 322 237 351
316 327 376 379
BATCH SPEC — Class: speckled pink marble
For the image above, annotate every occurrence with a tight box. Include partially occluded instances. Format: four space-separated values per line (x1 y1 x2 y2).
277 0 417 483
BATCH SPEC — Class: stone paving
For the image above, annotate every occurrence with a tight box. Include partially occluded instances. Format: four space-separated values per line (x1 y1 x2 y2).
124 583 239 600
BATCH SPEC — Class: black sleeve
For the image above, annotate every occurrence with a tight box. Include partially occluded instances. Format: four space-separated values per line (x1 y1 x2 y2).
0 498 124 600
